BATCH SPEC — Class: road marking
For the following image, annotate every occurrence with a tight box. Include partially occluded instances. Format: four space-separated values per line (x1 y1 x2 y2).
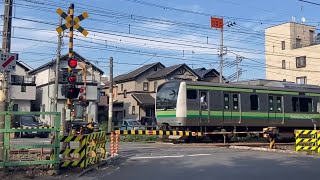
129 155 184 160
187 154 211 157
129 154 211 160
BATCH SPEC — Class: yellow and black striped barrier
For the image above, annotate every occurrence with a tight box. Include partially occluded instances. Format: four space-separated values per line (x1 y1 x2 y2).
295 130 320 152
115 130 202 136
57 131 107 168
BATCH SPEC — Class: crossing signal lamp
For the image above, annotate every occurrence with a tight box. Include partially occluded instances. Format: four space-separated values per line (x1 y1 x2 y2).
68 59 77 68
66 87 81 99
68 75 77 83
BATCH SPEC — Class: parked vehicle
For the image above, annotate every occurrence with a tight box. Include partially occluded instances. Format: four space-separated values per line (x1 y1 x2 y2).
13 115 50 138
118 119 145 130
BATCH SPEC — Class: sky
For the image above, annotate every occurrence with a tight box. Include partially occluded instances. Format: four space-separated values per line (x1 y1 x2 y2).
1 0 320 80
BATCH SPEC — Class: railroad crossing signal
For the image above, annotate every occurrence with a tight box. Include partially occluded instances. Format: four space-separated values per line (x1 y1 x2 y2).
56 8 89 36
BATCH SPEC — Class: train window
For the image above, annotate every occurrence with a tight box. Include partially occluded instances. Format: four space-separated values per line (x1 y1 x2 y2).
276 97 282 112
224 94 229 110
233 94 238 110
292 97 312 112
269 96 274 111
187 90 197 99
292 97 298 112
250 95 259 110
300 98 312 112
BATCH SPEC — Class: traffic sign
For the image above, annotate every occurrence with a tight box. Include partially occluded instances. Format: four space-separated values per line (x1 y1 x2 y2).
56 8 89 36
0 52 18 72
211 17 223 29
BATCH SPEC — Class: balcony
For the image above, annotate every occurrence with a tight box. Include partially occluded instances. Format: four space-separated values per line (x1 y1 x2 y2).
10 75 35 85
291 39 320 49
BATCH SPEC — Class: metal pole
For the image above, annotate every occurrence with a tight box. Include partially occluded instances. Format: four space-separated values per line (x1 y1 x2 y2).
53 17 63 112
107 57 113 133
0 0 13 161
219 28 224 83
67 3 74 110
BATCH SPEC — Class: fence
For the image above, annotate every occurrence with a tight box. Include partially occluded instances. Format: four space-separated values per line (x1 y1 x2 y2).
58 131 107 168
0 111 61 171
295 130 320 152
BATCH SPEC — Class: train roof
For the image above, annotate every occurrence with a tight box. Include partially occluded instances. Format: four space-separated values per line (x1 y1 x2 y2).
179 80 320 94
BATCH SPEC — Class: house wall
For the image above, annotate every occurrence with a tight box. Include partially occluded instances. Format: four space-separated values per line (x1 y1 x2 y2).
10 85 36 100
265 22 320 85
13 100 31 112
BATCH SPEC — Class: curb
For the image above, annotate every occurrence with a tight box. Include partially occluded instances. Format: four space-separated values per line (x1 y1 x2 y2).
229 145 309 155
77 155 120 177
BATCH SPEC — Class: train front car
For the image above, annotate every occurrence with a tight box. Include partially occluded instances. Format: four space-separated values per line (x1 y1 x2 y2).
156 81 187 130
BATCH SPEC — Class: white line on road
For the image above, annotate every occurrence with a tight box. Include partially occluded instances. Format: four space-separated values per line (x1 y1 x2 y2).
187 154 211 157
129 154 211 160
130 155 184 160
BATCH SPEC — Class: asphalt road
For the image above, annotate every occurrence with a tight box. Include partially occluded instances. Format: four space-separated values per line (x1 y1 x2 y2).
73 143 320 180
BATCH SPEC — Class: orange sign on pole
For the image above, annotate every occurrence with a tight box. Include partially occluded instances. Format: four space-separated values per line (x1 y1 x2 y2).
211 17 223 29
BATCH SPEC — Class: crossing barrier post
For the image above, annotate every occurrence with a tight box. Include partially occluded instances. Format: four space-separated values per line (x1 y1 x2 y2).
115 132 119 155
110 132 114 157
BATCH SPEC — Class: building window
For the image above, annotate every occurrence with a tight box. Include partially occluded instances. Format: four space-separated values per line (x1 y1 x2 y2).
143 82 149 91
187 90 197 99
123 110 126 117
282 60 286 69
250 95 259 110
123 90 127 98
132 106 135 115
296 76 307 84
121 84 123 91
296 38 302 48
13 104 18 111
281 41 285 50
296 56 306 68
154 66 157 71
154 81 158 92
21 85 26 92
310 30 314 44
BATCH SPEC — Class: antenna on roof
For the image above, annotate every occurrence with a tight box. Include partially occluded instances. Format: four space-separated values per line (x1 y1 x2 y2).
291 16 296 22
301 17 306 23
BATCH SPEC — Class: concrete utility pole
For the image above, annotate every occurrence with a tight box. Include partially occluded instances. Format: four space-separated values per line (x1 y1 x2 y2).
107 57 113 133
0 0 13 161
53 17 63 112
219 28 224 83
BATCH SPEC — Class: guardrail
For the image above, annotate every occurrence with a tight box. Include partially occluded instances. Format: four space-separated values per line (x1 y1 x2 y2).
0 111 61 172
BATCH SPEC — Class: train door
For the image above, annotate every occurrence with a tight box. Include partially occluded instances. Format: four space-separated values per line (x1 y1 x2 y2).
268 95 284 125
199 91 209 125
223 93 240 123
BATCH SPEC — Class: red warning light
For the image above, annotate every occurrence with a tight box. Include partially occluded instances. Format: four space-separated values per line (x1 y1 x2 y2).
68 59 77 68
79 88 84 93
68 75 76 83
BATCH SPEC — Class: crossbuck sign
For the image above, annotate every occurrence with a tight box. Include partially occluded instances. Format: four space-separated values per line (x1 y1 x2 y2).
0 52 18 72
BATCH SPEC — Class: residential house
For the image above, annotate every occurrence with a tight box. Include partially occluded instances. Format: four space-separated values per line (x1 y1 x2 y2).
9 61 36 111
29 52 104 126
114 62 201 120
193 67 221 82
265 22 320 85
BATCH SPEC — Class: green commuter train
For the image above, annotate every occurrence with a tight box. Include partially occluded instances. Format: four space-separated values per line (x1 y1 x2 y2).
155 80 320 134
